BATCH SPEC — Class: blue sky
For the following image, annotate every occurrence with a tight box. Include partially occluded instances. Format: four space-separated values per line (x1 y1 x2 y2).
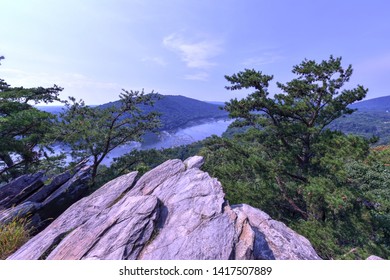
1 0 389 105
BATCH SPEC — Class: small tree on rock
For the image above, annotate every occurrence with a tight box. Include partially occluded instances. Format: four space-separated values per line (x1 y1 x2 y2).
57 89 160 185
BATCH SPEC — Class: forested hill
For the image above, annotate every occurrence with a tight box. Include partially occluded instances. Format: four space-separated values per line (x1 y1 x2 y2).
350 95 390 112
330 95 390 144
100 94 229 131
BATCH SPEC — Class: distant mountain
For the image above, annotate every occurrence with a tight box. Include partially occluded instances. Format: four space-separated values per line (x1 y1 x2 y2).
205 101 226 106
350 95 390 112
330 95 390 144
35 106 64 115
100 94 229 131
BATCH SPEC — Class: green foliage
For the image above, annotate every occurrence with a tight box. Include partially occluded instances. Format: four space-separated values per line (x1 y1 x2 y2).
57 89 161 185
223 56 368 219
0 216 31 259
199 134 284 219
330 111 390 145
0 56 64 182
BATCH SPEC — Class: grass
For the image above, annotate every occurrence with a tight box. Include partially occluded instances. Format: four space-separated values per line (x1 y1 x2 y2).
0 217 31 259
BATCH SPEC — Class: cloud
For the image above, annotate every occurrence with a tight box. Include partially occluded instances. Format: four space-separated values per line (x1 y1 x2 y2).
184 72 209 81
242 52 283 67
163 33 223 69
141 56 167 66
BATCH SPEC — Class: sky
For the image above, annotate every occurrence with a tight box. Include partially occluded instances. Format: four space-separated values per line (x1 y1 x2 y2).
0 0 389 105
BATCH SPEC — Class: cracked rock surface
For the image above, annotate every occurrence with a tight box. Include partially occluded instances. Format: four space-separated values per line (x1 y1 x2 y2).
8 156 321 260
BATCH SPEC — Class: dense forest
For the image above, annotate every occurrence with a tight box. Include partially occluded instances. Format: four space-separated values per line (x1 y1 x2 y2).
1 55 389 259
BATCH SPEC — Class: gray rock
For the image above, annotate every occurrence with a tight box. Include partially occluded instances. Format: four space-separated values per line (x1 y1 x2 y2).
183 155 204 169
8 156 321 260
232 204 321 260
0 172 45 209
136 165 236 260
35 165 92 228
0 201 40 225
23 171 72 204
7 171 138 260
366 255 384 260
0 163 92 232
48 195 159 260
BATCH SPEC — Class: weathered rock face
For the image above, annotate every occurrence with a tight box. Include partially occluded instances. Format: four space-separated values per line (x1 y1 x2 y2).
0 163 92 232
8 156 321 260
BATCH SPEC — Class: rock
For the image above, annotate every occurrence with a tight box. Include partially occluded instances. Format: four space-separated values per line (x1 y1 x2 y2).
0 201 40 225
35 165 92 228
7 172 138 260
133 160 236 260
0 162 92 232
183 155 204 169
366 255 384 260
232 204 321 260
8 156 321 260
0 172 45 209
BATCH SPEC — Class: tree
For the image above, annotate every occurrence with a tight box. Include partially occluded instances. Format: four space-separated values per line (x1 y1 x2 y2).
0 56 63 181
223 56 368 219
57 89 160 185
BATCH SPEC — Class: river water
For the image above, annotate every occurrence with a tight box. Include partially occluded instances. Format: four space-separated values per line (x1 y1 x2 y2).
101 118 233 165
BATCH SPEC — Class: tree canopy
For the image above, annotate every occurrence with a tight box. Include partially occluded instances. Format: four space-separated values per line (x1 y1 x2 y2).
223 56 370 218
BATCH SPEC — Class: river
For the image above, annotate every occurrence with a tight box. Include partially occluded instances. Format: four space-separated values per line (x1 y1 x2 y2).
92 118 233 165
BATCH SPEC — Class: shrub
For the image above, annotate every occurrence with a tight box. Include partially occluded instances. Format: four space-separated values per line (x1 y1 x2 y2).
0 217 31 259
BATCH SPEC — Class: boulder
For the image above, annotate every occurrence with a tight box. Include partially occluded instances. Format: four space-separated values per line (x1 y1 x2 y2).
232 204 321 260
0 163 92 232
0 172 45 209
8 156 321 260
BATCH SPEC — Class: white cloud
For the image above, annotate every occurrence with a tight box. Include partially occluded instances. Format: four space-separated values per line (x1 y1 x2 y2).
163 33 223 69
184 72 209 81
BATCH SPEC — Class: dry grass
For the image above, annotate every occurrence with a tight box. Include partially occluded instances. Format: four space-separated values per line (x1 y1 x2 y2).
0 217 31 259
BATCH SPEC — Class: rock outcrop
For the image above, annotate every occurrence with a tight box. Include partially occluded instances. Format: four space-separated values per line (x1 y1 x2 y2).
8 156 321 260
0 162 92 232
366 255 384 260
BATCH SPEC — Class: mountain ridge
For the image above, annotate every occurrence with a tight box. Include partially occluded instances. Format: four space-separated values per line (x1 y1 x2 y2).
98 94 229 131
350 95 390 112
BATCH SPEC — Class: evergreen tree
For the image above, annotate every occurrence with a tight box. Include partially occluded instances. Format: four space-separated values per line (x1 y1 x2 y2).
0 56 63 181
223 56 368 220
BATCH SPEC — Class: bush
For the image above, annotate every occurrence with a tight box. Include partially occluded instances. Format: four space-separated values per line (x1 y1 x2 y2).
0 217 31 259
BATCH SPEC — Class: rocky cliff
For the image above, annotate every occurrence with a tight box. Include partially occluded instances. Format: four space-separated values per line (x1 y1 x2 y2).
7 156 321 260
